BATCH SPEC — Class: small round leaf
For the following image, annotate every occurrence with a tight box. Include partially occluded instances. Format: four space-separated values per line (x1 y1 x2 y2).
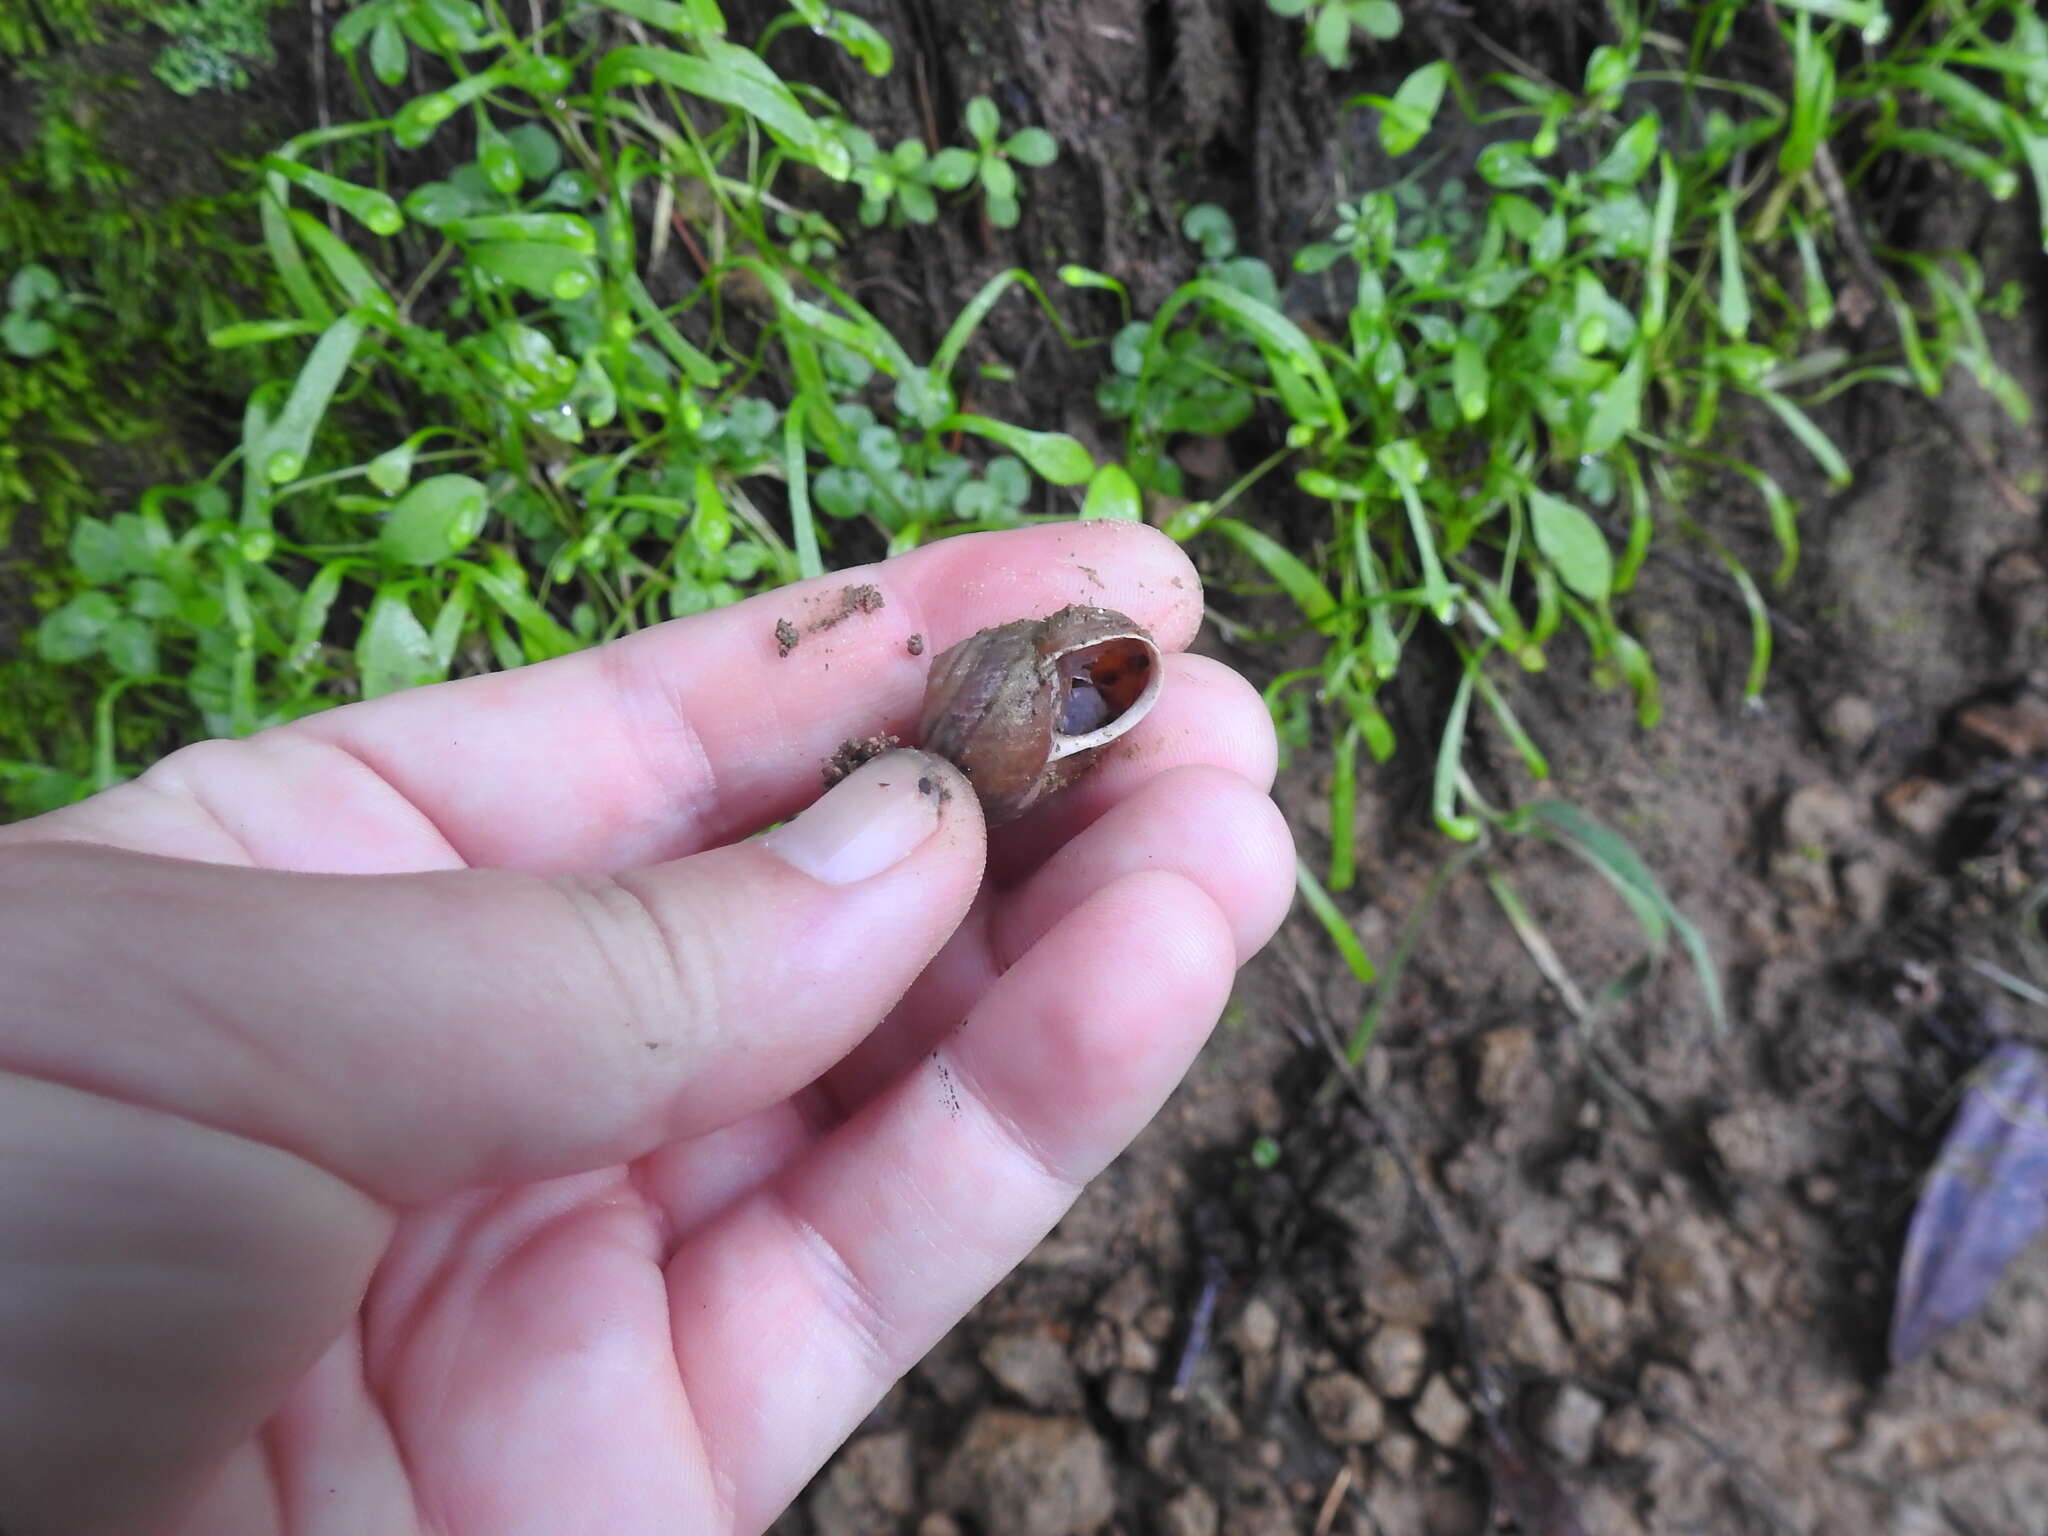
1005 127 1058 166
8 264 61 310
1355 0 1402 40
1528 488 1614 601
379 474 489 566
1079 464 1142 521
104 616 159 679
357 591 441 698
928 148 978 190
980 158 1018 201
36 592 120 663
964 96 1000 145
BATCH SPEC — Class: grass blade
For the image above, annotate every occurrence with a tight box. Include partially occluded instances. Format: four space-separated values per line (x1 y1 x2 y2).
1716 202 1751 338
259 315 366 489
940 415 1095 484
1329 721 1360 891
1754 389 1852 487
784 408 822 579
1143 277 1345 434
1515 798 1727 1033
1205 516 1339 629
1295 858 1376 987
1432 663 1482 841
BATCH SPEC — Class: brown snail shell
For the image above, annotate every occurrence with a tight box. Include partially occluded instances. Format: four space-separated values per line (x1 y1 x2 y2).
918 604 1164 825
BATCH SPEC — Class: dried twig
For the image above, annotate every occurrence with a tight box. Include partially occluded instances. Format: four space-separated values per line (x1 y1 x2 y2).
913 49 941 154
1311 1462 1356 1536
1168 1255 1227 1398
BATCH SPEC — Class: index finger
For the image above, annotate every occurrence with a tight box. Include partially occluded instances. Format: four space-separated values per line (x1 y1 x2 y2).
286 521 1202 871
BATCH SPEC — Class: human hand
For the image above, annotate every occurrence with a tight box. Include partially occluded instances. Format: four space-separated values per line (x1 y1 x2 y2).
0 523 1293 1535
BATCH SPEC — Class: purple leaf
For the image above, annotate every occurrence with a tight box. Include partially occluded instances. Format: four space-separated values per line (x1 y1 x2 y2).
1890 1042 2048 1366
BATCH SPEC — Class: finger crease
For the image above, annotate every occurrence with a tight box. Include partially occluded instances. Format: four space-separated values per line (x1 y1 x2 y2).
767 1183 899 1388
307 736 466 864
932 1038 1086 1204
131 759 266 867
600 640 721 855
552 873 695 1043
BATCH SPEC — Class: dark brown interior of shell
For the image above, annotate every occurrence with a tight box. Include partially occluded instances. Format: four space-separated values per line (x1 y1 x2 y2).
1056 638 1155 736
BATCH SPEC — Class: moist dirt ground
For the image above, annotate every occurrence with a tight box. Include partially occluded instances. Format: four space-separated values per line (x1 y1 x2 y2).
12 4 2048 1533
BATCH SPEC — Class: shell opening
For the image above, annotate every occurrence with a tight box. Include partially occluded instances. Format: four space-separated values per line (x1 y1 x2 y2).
1046 636 1161 762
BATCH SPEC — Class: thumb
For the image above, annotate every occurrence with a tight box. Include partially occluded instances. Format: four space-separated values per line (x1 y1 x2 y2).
0 749 985 1204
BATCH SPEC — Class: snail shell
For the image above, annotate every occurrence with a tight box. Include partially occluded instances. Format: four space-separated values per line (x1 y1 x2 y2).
918 604 1164 825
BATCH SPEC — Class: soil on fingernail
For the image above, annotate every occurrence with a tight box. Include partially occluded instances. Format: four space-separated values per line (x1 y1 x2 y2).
908 632 925 656
774 618 799 657
821 732 902 786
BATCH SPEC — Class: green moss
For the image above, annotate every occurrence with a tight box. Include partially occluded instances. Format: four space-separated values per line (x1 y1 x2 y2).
149 0 285 95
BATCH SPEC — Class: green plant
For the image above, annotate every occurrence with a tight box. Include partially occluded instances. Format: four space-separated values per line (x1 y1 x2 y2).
1098 0 2044 892
6 0 1089 809
0 291 132 545
5 61 135 201
0 0 140 55
843 129 950 226
930 96 1059 230
10 0 2044 1072
1268 0 1402 71
838 98 1059 231
0 0 285 90
2 265 85 358
151 0 286 95
0 49 276 577
0 57 273 380
1093 205 1278 442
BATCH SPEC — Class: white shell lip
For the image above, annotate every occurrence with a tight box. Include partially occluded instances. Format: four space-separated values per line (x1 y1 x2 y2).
1045 638 1165 764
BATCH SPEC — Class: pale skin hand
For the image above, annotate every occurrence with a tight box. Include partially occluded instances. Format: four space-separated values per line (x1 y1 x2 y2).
0 523 1295 1536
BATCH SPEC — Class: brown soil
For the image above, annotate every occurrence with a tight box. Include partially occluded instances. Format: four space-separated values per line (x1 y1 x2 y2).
810 583 891 634
824 732 907 788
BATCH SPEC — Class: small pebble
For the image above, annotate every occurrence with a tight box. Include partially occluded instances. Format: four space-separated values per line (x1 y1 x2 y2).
1411 1374 1472 1448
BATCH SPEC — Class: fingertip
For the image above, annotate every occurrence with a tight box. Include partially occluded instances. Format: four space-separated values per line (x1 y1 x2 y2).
759 750 952 886
1131 864 1240 995
914 522 1205 654
991 652 1279 873
993 764 1294 969
1166 654 1280 787
1063 867 1239 1053
987 868 1236 1181
1073 521 1204 651
1164 765 1298 961
922 749 990 852
1087 652 1279 795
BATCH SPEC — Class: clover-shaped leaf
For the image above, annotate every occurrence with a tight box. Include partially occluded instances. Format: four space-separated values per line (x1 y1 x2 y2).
965 96 1001 148
1005 127 1057 167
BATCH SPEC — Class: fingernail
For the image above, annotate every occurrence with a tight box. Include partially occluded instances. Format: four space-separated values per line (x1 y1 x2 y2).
763 749 950 884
